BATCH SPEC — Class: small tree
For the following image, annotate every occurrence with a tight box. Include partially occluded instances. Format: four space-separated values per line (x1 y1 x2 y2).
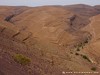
91 67 97 71
77 47 80 51
82 55 91 62
75 53 79 56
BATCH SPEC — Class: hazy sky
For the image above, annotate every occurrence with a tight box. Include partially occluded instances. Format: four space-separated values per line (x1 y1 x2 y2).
0 0 100 7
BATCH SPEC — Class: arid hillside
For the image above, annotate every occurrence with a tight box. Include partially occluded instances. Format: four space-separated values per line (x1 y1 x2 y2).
83 14 100 64
64 4 100 18
0 5 100 75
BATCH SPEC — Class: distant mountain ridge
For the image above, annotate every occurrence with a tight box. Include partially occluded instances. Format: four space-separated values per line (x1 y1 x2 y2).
64 4 100 17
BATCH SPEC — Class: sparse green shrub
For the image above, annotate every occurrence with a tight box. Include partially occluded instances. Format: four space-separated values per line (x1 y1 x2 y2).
75 43 83 51
78 43 82 47
70 52 73 54
81 55 91 62
91 67 97 71
75 53 79 56
13 54 31 65
77 48 80 51
84 39 89 44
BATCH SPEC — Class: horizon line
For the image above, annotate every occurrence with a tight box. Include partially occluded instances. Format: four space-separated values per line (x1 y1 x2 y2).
0 3 99 7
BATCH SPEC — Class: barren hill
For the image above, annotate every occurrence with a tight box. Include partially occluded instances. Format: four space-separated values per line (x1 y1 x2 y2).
0 5 100 75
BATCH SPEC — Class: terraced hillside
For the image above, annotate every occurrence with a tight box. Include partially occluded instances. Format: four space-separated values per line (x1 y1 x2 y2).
0 5 100 75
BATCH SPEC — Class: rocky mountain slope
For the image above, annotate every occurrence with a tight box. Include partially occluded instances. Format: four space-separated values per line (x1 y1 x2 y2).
0 4 100 75
64 4 100 17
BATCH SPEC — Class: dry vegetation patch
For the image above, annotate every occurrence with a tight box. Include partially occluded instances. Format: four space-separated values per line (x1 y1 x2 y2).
13 54 31 65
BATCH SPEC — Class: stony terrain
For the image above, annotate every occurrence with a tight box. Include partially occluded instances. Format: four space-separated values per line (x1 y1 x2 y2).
0 4 100 75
